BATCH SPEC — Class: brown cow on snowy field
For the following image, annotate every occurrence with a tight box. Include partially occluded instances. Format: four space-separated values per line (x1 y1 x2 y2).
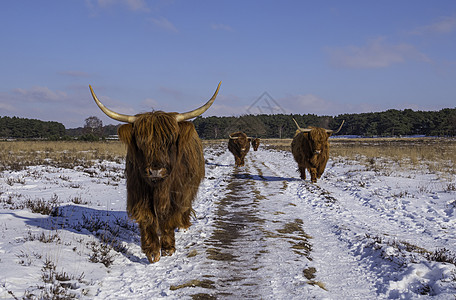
251 138 260 151
228 132 251 167
291 118 344 183
90 81 221 263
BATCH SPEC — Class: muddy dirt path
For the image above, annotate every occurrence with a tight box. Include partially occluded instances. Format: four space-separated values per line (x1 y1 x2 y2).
189 153 321 299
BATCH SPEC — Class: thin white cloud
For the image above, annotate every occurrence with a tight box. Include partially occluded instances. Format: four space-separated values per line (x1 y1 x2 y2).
94 0 149 12
141 98 160 110
211 23 233 32
124 0 149 12
158 86 183 99
410 15 456 35
198 94 245 117
205 104 249 117
149 16 178 33
59 71 90 78
280 94 340 115
0 101 14 112
326 37 431 69
12 86 67 102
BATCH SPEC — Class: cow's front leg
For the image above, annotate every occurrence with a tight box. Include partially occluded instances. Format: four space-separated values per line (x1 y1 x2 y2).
180 209 192 229
240 154 246 166
297 164 306 180
309 168 317 183
160 225 176 256
139 222 161 263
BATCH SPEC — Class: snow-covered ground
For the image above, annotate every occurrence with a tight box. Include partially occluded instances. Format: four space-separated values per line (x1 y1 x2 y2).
1 142 455 299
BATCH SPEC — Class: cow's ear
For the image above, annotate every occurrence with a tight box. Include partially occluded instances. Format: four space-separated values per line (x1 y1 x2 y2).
118 124 133 145
327 132 333 138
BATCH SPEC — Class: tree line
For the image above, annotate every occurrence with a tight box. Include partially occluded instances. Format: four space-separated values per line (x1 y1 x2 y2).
0 116 65 139
1 108 455 140
193 108 456 139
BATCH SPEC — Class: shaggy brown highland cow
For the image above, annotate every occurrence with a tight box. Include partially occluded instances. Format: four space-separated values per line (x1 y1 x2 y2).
251 138 260 151
90 82 221 263
228 131 251 167
291 118 344 183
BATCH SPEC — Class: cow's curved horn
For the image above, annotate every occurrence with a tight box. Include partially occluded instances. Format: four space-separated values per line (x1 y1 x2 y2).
175 81 221 122
89 85 137 123
292 118 311 133
326 120 345 134
229 135 239 139
292 118 301 130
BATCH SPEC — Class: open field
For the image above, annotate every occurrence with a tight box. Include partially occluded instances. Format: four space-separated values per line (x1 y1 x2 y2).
3 137 455 174
258 137 456 177
0 141 126 171
263 137 456 162
1 138 455 298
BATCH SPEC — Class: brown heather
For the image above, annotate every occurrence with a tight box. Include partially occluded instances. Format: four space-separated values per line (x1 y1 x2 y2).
1 137 455 176
0 141 126 171
263 137 456 176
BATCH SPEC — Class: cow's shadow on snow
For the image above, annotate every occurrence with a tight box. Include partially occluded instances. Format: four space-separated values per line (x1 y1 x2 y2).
21 205 150 265
206 161 232 167
234 173 301 182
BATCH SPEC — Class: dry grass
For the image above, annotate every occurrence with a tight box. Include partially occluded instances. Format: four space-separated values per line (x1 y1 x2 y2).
0 141 126 171
329 137 456 162
262 137 456 176
202 139 227 147
1 138 455 176
330 137 456 176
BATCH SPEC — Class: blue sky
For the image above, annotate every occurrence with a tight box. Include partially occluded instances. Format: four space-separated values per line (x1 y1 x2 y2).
1 0 455 128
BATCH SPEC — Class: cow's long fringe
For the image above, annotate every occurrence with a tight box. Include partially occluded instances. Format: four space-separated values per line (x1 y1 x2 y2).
228 131 250 166
291 127 330 181
118 111 204 232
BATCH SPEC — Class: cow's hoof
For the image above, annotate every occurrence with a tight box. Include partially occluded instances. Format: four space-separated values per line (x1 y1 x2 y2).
146 251 161 263
162 248 175 256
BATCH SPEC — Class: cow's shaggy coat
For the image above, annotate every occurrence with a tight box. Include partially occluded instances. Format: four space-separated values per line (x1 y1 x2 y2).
251 138 260 151
291 127 330 183
90 82 220 263
118 112 205 262
228 131 251 167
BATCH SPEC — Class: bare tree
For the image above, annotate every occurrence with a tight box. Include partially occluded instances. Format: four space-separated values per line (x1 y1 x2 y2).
84 116 103 137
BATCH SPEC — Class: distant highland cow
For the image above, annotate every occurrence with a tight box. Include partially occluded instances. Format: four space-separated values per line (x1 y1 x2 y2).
291 119 344 183
228 132 251 167
251 138 260 151
90 81 221 263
